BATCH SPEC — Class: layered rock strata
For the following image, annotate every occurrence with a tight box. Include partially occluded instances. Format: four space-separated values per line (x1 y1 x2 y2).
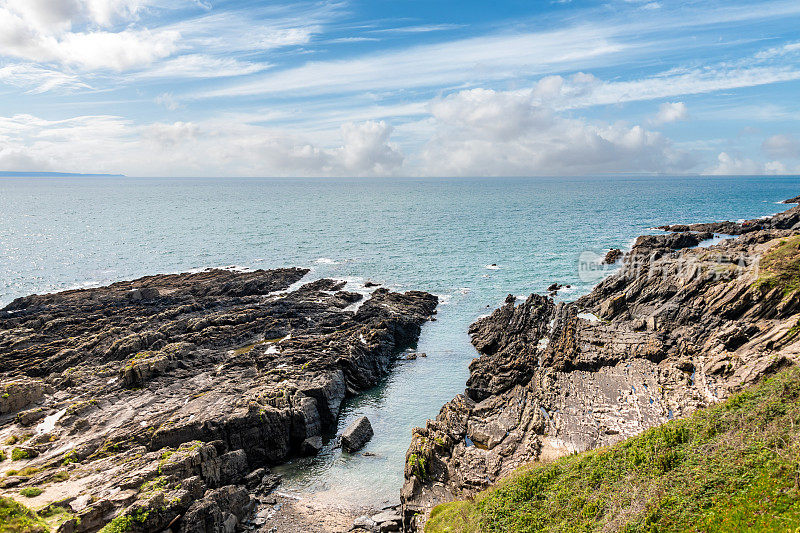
401 200 800 530
0 268 437 532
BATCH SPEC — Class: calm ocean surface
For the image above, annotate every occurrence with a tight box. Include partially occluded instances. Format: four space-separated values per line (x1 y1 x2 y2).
2 175 800 507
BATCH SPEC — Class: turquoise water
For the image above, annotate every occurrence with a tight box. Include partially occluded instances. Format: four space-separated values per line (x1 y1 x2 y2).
2 175 799 507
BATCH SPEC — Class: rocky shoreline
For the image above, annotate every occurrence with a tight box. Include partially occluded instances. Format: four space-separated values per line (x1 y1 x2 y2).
400 198 800 530
0 268 437 532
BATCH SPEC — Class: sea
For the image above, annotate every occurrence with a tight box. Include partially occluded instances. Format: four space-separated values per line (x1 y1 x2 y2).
2 175 799 508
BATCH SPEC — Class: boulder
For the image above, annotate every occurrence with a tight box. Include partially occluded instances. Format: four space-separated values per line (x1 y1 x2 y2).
301 436 323 455
0 380 45 414
372 510 402 532
353 515 377 530
603 248 622 264
341 416 374 453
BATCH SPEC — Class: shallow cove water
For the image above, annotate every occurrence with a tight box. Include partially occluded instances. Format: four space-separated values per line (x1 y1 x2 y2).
2 175 800 508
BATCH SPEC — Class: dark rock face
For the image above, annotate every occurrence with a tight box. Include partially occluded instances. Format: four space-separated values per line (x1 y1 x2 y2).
341 416 374 452
0 268 437 532
603 248 622 264
401 202 800 530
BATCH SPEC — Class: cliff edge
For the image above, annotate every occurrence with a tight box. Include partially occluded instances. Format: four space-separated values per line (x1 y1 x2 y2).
401 198 800 530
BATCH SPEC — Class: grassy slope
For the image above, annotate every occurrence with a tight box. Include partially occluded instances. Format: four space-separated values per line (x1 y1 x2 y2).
426 366 800 533
755 236 800 296
0 497 48 533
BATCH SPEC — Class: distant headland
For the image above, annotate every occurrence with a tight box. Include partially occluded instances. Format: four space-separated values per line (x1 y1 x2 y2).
0 171 125 178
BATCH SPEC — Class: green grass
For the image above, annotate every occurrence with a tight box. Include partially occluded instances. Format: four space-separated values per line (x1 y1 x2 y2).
11 448 31 461
19 488 43 498
754 236 800 297
426 366 800 533
98 508 151 533
0 497 48 533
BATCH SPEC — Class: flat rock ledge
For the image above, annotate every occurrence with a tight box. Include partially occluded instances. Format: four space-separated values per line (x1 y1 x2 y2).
401 198 800 530
0 268 436 532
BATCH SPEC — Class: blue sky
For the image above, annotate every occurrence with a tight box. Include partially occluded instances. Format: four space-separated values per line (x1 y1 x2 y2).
1 0 800 176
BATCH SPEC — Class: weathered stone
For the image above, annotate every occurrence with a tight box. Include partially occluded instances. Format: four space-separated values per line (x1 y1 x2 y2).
301 436 324 455
342 416 374 452
0 379 45 414
353 515 377 530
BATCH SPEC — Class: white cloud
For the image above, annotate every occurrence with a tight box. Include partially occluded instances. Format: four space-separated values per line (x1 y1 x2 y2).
369 24 463 34
162 2 342 56
197 26 624 99
529 67 800 111
754 41 800 59
0 62 90 92
0 113 405 177
707 151 793 175
154 92 180 110
762 134 800 159
339 121 403 176
0 1 179 71
429 89 553 142
259 27 316 48
3 0 150 31
135 54 269 79
653 101 688 124
56 29 179 71
417 88 696 176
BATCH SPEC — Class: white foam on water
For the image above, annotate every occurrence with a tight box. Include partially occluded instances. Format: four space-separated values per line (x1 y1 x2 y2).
433 293 452 306
694 234 734 248
266 271 312 297
484 264 500 270
219 265 253 272
577 312 600 322
314 258 338 264
36 408 67 434
339 277 376 312
65 280 103 291
182 264 254 274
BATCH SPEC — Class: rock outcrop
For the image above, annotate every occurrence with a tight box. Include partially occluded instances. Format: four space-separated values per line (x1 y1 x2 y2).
0 268 436 532
341 416 374 453
602 248 622 264
401 199 800 530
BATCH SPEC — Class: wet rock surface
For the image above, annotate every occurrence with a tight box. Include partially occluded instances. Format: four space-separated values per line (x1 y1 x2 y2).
0 268 436 532
401 199 800 530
